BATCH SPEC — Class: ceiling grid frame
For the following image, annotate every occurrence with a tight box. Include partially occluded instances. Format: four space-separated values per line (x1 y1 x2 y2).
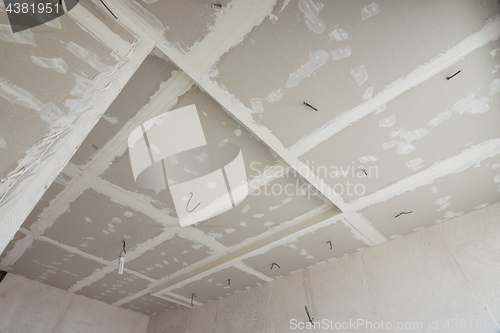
1 0 499 316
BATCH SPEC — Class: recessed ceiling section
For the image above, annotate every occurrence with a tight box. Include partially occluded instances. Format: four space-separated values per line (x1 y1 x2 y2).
359 153 500 239
22 174 72 230
135 0 230 51
99 85 277 215
192 175 329 247
43 188 165 261
120 294 179 316
168 266 266 304
213 0 500 148
300 40 500 202
8 240 105 290
77 271 151 304
242 218 370 279
0 11 119 180
126 233 213 280
78 0 136 43
70 54 177 167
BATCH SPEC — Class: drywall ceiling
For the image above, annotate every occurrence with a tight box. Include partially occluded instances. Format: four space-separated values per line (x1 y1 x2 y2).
0 0 499 317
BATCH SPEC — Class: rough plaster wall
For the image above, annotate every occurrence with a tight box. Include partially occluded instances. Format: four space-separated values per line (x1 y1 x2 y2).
0 273 149 333
147 202 500 333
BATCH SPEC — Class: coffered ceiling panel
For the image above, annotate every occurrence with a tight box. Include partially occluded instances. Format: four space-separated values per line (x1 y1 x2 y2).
9 240 105 290
43 188 165 261
77 271 152 304
359 153 500 239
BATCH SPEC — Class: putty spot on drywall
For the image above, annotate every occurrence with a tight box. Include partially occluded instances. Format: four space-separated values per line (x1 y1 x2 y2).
239 221 247 227
489 78 500 96
329 28 348 41
428 111 452 128
436 210 464 223
361 2 381 20
209 232 223 239
405 158 424 172
492 163 500 170
280 0 291 12
359 155 378 163
435 196 451 211
383 128 429 155
372 104 386 114
225 228 235 234
285 50 328 89
330 46 352 60
475 203 489 209
218 138 228 148
39 103 64 124
264 89 283 103
298 0 326 34
192 153 207 164
264 221 275 227
362 86 373 100
0 78 44 110
66 41 110 73
102 115 119 125
0 24 36 46
452 93 490 115
249 98 264 113
203 181 216 189
378 115 395 127
0 136 6 149
490 48 500 57
300 249 308 255
234 128 242 137
242 204 251 213
30 56 68 74
351 65 368 87
253 213 264 218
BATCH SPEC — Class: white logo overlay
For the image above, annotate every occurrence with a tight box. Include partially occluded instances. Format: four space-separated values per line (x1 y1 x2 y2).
128 104 248 227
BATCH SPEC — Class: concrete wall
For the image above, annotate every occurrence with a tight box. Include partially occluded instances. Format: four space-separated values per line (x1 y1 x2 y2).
0 273 149 333
147 202 500 333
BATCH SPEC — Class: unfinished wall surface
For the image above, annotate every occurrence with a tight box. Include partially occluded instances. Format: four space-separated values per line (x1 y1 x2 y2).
0 273 149 333
147 202 500 333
